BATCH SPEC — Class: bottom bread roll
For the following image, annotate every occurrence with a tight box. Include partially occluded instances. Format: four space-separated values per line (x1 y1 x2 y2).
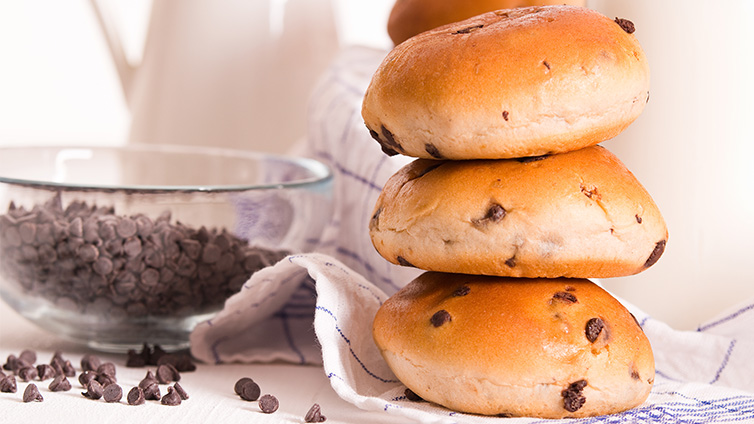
372 272 654 418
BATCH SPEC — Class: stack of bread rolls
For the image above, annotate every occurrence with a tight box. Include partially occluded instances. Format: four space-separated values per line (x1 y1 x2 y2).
362 5 667 419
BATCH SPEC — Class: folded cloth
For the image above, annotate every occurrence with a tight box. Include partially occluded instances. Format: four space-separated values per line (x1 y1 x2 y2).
190 47 754 422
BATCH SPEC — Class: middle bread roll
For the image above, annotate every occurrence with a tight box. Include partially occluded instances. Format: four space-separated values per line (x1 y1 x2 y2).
369 145 667 279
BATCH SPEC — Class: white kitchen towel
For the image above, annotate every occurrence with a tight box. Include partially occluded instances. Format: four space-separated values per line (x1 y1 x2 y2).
190 46 754 422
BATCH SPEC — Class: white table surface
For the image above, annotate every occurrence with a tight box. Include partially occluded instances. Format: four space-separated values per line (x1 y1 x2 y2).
0 299 408 424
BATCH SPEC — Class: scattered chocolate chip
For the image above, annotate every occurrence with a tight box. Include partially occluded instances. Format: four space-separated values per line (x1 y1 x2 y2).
78 370 97 387
18 366 38 382
36 364 56 381
396 256 415 268
553 291 578 304
234 377 253 395
126 349 147 368
452 285 470 297
305 403 326 422
3 354 20 372
237 378 261 401
83 380 104 400
143 382 161 401
543 60 551 70
0 375 17 393
502 110 510 121
404 388 424 402
23 383 43 403
454 24 484 34
644 240 666 268
49 375 72 392
157 353 196 372
161 386 182 406
18 349 36 365
103 383 123 403
259 394 279 414
505 256 516 268
635 214 643 224
150 345 168 365
497 413 514 418
430 310 452 327
631 368 641 380
485 204 506 222
380 125 402 154
78 354 99 373
614 17 635 34
156 363 180 384
424 143 443 159
139 370 158 389
97 362 116 378
173 382 189 400
580 184 599 199
585 317 605 343
127 387 145 405
562 380 587 412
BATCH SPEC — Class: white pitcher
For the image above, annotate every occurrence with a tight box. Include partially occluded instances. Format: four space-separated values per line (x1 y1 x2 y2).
89 0 340 153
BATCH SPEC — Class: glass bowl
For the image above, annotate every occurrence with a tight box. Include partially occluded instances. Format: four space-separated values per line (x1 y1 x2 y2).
0 144 332 352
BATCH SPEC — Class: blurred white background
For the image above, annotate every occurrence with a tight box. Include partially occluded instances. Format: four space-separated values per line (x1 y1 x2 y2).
1 0 754 331
0 0 393 151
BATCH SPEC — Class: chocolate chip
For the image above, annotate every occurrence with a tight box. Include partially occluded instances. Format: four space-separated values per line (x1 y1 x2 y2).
18 349 36 365
472 204 506 227
139 370 158 389
553 291 578 304
79 371 97 387
259 394 279 413
404 388 424 402
49 375 72 392
502 110 510 121
127 387 145 405
161 386 182 406
543 60 551 70
143 382 161 401
173 382 189 400
585 317 605 343
614 17 635 34
97 362 117 379
505 256 516 268
635 214 643 224
126 349 147 368
36 364 56 381
562 380 587 412
580 184 599 199
424 143 443 159
156 363 180 384
18 366 38 382
396 256 415 267
61 359 76 377
454 24 484 34
237 378 261 401
23 383 43 402
644 240 666 268
370 207 381 229
103 383 123 402
305 403 326 422
234 377 253 395
430 310 451 327
3 354 21 372
515 155 549 163
452 285 470 297
631 367 641 380
157 353 196 372
83 380 104 400
0 375 17 393
80 354 102 372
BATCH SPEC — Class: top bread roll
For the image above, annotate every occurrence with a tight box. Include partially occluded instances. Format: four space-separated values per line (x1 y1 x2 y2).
388 0 586 45
363 6 650 160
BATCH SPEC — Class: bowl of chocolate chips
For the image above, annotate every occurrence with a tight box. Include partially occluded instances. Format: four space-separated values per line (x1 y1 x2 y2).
0 144 332 351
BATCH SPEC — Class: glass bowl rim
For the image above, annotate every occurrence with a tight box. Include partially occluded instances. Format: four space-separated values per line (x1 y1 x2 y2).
0 144 333 193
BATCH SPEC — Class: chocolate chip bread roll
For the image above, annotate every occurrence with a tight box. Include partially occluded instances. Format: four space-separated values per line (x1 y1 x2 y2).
369 145 667 278
372 272 654 418
364 6 650 160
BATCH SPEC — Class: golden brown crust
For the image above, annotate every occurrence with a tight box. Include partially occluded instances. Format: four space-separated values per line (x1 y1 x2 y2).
388 0 586 45
369 146 667 278
364 6 650 160
372 273 654 418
